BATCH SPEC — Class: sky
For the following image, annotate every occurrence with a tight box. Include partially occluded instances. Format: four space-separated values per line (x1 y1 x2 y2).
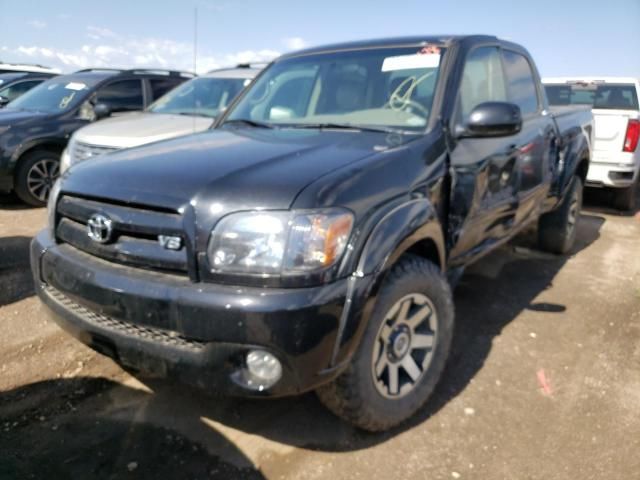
1 0 639 77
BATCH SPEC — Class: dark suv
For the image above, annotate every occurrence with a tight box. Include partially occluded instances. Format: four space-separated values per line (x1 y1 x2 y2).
0 68 193 205
0 72 57 107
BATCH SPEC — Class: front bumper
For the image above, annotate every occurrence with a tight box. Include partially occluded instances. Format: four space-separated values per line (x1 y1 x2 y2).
31 230 363 397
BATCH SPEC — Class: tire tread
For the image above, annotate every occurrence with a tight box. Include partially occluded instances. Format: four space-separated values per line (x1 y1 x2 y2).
317 255 454 431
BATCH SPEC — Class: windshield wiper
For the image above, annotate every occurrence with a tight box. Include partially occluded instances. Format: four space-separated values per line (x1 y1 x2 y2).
222 118 274 129
287 123 397 133
176 112 213 118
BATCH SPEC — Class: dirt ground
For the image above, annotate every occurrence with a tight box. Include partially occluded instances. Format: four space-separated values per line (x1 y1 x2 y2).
0 190 638 480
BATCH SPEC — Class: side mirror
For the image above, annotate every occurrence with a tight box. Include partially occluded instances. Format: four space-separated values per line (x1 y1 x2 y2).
0 96 9 108
93 103 112 120
457 102 522 138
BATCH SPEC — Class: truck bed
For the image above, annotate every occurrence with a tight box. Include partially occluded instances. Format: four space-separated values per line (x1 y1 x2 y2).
550 105 594 145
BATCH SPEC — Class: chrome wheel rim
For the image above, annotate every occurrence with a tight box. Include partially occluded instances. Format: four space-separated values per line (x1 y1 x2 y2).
27 158 59 202
372 293 438 399
567 185 581 237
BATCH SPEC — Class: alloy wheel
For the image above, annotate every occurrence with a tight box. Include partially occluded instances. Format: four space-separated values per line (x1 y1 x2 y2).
372 293 438 398
27 158 59 202
567 184 582 238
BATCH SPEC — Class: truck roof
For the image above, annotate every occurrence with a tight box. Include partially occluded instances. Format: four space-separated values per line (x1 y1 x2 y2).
543 76 640 85
278 35 500 59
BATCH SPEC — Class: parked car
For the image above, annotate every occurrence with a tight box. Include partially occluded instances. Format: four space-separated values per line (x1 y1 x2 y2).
0 61 58 75
544 77 639 210
32 36 593 431
61 64 262 173
0 72 57 107
0 68 194 205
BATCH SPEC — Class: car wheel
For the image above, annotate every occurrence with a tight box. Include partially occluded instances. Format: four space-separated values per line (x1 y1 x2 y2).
612 180 637 212
14 150 61 207
538 175 583 254
316 255 454 431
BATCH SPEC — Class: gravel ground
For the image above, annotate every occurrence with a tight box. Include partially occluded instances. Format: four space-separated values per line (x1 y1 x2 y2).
0 190 638 480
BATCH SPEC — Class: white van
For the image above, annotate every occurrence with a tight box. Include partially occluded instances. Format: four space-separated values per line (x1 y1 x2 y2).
543 77 639 210
0 62 59 75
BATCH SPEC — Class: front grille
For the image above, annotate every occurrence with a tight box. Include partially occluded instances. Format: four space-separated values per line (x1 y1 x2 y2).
55 194 189 274
70 142 119 164
44 285 205 351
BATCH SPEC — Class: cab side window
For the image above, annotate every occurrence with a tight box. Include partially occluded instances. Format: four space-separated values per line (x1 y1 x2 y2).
502 50 539 115
95 79 144 112
458 47 507 119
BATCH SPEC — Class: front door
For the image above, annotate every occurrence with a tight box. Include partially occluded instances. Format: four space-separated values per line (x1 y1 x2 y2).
447 46 522 266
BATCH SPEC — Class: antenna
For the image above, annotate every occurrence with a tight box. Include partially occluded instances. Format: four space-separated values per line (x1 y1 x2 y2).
193 7 198 75
193 6 198 132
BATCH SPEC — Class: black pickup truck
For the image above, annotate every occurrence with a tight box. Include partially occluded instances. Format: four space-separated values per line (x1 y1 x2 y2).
31 36 593 431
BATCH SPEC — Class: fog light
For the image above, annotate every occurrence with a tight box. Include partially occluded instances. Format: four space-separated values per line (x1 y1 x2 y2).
245 350 282 390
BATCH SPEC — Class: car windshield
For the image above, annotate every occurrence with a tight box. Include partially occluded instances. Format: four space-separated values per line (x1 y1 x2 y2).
223 45 445 132
149 76 251 118
545 83 639 110
6 78 93 113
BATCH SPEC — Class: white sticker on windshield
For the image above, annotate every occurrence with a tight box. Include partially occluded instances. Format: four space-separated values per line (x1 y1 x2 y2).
65 82 87 91
382 54 440 72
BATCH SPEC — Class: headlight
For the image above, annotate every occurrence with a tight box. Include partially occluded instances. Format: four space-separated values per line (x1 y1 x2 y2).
60 147 71 173
207 209 354 276
47 180 62 237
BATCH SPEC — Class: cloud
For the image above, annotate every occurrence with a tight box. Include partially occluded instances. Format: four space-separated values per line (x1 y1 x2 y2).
2 26 281 74
282 37 307 51
27 20 47 29
86 26 118 40
57 13 72 20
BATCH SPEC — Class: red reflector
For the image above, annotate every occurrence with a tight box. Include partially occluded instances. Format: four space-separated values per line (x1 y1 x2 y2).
623 119 640 153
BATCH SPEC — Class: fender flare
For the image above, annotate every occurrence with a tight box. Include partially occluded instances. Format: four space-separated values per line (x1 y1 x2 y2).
356 198 446 277
330 198 446 366
559 134 591 196
11 137 67 167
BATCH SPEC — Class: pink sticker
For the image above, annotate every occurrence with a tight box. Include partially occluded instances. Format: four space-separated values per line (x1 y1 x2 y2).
419 45 441 55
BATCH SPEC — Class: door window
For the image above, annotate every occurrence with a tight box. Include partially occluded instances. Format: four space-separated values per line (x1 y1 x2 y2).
458 47 507 119
149 78 182 101
95 79 144 112
502 50 539 115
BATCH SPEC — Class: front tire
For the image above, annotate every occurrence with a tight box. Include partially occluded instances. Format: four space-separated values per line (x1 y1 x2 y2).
538 175 583 254
14 150 61 207
316 255 454 432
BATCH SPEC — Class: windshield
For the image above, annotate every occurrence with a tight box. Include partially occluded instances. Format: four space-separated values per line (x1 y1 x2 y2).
223 45 445 131
149 76 251 117
6 78 92 113
545 83 639 110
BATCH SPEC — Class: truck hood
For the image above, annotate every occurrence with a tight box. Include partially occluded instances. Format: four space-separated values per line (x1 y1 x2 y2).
0 108 49 127
74 112 214 149
61 127 413 212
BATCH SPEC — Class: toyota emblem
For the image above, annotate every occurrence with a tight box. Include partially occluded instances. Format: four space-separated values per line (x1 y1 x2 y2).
87 213 113 243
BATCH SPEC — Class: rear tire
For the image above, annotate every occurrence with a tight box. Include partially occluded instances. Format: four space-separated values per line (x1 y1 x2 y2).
14 150 61 207
538 175 583 254
612 180 637 212
316 255 454 432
